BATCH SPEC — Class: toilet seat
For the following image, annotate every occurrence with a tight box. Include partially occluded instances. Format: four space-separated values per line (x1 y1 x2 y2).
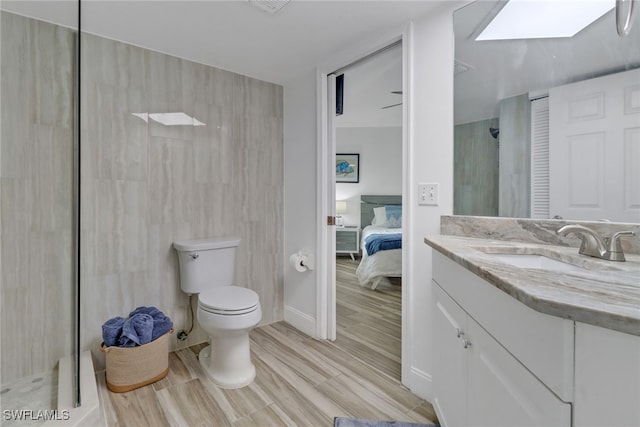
198 286 260 315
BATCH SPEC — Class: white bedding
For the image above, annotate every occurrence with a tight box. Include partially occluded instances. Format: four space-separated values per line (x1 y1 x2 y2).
355 225 402 289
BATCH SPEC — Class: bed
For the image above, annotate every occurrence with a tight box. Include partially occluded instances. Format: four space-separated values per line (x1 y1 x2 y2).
355 195 402 290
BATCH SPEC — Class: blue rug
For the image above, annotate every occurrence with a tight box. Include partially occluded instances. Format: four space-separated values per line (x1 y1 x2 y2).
333 417 437 427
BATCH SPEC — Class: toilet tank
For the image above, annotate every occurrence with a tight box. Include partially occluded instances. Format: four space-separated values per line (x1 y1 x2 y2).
173 237 240 294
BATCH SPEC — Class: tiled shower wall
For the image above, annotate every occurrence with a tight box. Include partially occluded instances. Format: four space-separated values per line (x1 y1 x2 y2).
454 117 499 217
1 11 284 379
1 12 75 383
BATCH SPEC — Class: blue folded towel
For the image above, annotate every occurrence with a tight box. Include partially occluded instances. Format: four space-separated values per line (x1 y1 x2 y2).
101 317 125 347
118 313 154 348
129 306 173 341
101 307 172 348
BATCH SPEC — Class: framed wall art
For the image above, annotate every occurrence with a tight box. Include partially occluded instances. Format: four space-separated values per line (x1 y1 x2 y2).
336 153 359 183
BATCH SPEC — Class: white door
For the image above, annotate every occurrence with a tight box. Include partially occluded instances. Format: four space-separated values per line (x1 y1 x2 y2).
549 68 640 222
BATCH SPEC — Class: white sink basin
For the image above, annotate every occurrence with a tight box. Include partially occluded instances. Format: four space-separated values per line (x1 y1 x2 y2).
488 254 584 273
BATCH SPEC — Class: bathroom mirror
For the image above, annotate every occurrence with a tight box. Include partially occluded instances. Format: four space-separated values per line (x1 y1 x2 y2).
453 0 640 223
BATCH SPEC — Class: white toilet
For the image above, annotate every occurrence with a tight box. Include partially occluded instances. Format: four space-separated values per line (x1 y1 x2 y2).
173 237 262 389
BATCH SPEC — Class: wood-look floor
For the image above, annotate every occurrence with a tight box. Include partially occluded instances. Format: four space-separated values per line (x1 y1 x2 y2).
97 258 438 426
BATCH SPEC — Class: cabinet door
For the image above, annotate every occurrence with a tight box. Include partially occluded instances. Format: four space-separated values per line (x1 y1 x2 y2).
433 283 468 427
574 323 640 427
467 319 571 427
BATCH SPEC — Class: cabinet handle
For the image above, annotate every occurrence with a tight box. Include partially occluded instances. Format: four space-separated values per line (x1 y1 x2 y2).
463 338 472 349
456 328 464 338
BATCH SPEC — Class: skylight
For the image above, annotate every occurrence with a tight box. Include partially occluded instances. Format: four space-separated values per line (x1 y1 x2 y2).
476 0 615 41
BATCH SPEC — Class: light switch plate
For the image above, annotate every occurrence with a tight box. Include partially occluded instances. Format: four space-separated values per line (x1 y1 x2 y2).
418 183 439 206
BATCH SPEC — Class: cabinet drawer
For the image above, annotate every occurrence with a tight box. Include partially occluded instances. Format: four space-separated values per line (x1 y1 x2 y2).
433 252 574 402
336 229 359 252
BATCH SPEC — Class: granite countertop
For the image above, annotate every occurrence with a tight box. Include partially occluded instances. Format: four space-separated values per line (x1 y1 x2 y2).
425 235 640 337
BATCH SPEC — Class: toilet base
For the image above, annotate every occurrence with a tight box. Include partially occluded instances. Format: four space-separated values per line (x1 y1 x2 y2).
198 344 256 389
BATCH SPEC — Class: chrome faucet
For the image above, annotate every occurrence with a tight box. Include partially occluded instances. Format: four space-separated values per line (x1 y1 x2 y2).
557 224 635 262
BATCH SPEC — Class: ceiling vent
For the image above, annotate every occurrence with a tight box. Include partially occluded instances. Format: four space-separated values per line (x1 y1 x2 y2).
248 0 291 14
454 59 475 76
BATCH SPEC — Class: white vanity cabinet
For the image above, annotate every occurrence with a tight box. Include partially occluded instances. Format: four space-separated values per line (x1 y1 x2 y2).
574 323 640 427
433 284 468 426
432 252 572 427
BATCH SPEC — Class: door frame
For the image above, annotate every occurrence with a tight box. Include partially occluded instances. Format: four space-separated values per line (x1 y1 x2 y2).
315 72 337 340
315 25 412 385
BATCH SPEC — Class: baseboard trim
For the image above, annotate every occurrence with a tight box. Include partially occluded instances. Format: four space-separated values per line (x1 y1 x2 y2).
407 365 433 401
283 305 316 338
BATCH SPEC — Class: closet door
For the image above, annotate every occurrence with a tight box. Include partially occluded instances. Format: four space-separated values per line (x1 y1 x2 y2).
549 68 640 222
530 97 550 219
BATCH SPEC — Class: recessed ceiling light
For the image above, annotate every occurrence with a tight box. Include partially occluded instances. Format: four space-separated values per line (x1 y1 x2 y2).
476 0 615 41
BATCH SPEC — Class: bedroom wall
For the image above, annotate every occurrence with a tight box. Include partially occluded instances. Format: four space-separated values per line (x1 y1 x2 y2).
336 126 402 227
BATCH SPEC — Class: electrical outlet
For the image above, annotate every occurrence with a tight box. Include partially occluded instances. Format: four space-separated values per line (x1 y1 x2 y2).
418 183 439 206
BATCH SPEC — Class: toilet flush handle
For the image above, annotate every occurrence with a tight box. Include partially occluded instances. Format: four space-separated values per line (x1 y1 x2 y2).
189 252 199 260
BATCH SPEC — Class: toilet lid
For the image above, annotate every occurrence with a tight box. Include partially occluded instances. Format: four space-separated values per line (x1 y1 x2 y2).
198 286 259 315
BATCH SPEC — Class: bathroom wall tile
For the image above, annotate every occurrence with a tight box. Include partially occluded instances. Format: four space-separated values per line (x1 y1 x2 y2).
1 12 30 70
30 125 74 232
0 68 29 179
454 118 499 216
2 12 284 379
30 20 74 129
1 289 30 377
1 179 31 291
206 66 235 108
499 94 531 218
146 51 185 114
1 12 76 382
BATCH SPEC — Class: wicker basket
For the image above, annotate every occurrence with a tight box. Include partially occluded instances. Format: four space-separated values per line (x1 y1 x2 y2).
100 330 172 393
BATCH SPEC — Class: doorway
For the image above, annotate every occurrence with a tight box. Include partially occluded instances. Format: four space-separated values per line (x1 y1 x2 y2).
324 41 406 381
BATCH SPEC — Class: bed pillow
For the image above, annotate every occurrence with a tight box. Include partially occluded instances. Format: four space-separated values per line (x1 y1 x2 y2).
384 205 402 228
371 205 402 228
372 207 387 226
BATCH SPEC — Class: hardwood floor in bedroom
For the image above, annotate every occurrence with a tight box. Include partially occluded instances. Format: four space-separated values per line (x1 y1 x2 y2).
335 257 403 381
97 258 437 426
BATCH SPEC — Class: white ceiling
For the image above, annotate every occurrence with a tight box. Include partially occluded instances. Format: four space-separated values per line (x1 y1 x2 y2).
5 0 638 127
335 43 402 128
1 0 444 86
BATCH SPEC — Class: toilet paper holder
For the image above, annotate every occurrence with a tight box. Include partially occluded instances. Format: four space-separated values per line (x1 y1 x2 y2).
290 251 314 272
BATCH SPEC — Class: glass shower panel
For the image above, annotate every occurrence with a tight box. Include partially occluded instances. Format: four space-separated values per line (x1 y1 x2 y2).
1 1 79 423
